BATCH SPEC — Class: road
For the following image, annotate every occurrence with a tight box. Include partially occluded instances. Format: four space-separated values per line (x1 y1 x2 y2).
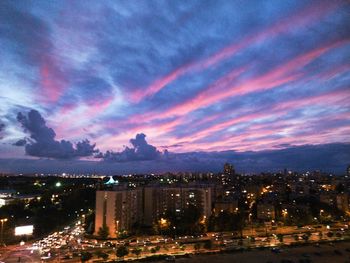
0 244 41 262
0 220 349 262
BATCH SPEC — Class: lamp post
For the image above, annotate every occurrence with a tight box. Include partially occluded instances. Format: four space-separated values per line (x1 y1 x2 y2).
0 218 8 246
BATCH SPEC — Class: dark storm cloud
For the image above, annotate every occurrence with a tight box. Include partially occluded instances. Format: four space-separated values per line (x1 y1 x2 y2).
13 139 26 146
99 133 161 162
0 123 5 139
0 143 348 175
16 110 98 159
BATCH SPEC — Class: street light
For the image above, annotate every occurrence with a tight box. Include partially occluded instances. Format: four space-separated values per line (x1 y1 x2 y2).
0 218 8 246
282 209 288 218
116 220 119 236
160 218 167 226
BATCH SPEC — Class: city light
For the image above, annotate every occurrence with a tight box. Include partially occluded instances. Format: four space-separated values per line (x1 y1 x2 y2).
15 225 34 236
0 0 349 261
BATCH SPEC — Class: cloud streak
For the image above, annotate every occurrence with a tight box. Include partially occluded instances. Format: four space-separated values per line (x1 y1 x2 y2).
0 0 349 172
129 0 344 102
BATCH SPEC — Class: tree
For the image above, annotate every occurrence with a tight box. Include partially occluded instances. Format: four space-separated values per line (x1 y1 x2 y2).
335 183 345 193
97 225 109 239
163 204 203 236
150 246 160 254
203 240 213 250
277 234 284 243
194 243 201 251
208 211 244 234
116 245 129 259
302 233 310 242
318 231 323 240
131 247 142 258
95 250 109 261
81 251 92 262
327 231 334 238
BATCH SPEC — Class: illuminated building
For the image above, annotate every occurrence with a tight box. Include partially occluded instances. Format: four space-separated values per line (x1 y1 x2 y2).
223 163 235 176
94 187 143 238
143 185 212 226
336 193 349 213
257 202 275 221
213 200 239 215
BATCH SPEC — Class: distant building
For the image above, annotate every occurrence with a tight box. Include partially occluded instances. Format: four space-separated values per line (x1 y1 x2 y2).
347 165 350 177
0 189 16 198
320 192 337 207
0 190 40 208
0 197 15 207
213 200 238 215
336 193 349 213
257 202 275 221
224 163 235 176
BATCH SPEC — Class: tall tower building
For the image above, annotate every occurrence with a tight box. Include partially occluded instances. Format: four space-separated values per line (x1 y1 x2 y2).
224 163 235 176
94 187 143 238
143 185 212 226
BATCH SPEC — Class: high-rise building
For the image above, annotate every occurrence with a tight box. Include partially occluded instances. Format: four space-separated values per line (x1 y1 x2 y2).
347 165 350 177
336 193 349 213
257 202 275 220
94 187 143 238
95 184 212 237
144 185 212 226
224 163 235 176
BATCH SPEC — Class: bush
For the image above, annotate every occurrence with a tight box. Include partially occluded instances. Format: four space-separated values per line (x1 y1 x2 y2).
116 245 129 259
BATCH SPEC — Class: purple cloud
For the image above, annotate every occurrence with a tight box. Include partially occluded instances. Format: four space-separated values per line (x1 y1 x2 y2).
13 139 26 146
0 123 5 139
17 110 98 159
99 133 161 162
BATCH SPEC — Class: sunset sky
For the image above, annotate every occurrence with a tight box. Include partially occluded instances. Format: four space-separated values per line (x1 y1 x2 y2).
0 0 349 173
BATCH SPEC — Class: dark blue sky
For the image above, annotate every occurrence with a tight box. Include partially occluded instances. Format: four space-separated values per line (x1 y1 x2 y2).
0 0 349 174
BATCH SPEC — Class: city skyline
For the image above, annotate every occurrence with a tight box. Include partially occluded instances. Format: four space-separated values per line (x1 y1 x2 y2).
0 0 350 173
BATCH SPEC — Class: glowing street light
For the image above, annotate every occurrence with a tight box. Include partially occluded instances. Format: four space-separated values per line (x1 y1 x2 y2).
160 218 167 226
282 209 288 218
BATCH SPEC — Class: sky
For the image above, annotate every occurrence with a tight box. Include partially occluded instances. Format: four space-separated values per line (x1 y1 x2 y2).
0 0 349 174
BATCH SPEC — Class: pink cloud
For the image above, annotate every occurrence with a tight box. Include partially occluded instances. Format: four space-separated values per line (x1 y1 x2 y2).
39 56 67 103
166 88 350 150
129 1 342 103
129 39 348 128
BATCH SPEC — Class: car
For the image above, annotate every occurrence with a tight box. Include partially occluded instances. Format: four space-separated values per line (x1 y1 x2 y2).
271 247 281 253
165 256 176 261
63 254 73 259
